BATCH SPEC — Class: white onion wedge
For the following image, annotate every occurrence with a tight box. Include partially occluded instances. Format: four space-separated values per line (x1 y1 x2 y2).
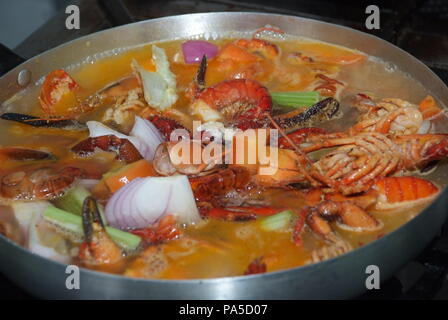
11 201 70 263
11 201 50 241
28 214 71 264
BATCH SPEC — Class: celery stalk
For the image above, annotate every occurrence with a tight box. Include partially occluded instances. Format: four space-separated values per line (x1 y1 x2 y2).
271 91 321 107
258 210 293 232
53 186 107 223
53 186 91 216
43 206 141 252
43 206 83 234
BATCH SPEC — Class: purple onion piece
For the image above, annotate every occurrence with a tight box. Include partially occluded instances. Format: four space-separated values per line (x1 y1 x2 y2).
182 40 219 64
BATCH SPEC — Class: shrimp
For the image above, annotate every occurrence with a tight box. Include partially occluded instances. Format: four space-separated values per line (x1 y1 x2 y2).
350 98 424 135
306 132 448 194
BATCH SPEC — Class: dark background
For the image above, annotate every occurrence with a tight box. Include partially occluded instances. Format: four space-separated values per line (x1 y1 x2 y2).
1 0 447 70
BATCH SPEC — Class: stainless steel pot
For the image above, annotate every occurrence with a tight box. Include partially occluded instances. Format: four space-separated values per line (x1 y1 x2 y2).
0 12 447 300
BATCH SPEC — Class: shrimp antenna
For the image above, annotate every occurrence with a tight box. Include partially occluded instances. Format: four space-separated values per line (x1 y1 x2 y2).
265 113 306 159
265 112 321 186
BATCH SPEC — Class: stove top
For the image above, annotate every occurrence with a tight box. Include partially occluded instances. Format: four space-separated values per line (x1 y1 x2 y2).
1 0 448 300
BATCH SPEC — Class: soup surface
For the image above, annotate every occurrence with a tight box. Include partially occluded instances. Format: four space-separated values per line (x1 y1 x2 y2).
0 28 446 279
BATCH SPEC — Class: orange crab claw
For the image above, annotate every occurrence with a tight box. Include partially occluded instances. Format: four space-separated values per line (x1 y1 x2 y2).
295 200 380 243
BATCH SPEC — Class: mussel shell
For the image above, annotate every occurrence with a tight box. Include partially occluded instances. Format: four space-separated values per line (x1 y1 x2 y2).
0 113 87 130
0 147 53 161
274 97 340 130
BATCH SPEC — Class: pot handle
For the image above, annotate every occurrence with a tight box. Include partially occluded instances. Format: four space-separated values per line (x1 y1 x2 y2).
0 43 25 77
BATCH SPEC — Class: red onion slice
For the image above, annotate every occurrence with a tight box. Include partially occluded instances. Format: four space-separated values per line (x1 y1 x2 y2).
105 175 201 229
106 178 143 228
119 178 145 227
130 116 164 160
182 40 219 64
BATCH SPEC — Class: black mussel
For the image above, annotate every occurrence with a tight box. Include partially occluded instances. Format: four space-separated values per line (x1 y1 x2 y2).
0 113 87 130
273 97 340 130
0 147 53 161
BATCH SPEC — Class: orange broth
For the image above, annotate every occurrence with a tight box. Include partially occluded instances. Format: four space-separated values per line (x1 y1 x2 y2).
1 36 445 279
